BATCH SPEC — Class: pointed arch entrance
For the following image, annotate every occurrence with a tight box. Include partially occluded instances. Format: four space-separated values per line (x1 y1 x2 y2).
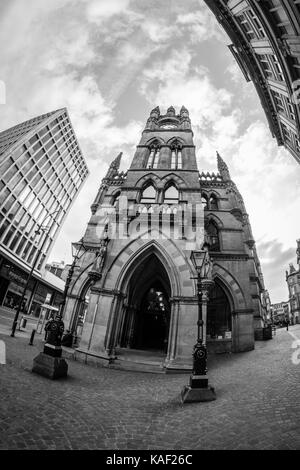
207 278 233 352
120 253 172 353
71 281 92 347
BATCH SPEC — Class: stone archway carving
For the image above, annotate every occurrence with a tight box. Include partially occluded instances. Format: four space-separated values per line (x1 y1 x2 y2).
103 236 194 298
212 263 246 310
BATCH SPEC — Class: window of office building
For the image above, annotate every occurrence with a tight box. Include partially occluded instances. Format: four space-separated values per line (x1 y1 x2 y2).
257 53 284 81
237 9 266 40
281 123 295 145
293 0 300 15
265 0 294 35
272 90 285 113
270 55 284 81
286 96 296 120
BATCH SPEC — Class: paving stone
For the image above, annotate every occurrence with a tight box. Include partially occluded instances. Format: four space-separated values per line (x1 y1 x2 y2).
0 326 299 449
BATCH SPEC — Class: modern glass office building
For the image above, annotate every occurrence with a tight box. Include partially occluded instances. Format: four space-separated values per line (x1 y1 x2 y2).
0 108 89 314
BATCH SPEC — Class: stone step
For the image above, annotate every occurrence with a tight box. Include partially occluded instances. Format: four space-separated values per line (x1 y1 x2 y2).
110 352 167 374
109 361 166 374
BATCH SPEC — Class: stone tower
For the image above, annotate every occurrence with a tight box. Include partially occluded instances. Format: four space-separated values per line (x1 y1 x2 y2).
63 106 268 371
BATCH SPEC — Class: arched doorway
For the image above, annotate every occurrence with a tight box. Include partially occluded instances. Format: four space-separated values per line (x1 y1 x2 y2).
120 253 171 353
207 280 232 342
72 283 91 347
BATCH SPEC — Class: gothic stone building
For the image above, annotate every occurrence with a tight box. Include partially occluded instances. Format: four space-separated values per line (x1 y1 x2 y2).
63 106 268 372
286 239 300 324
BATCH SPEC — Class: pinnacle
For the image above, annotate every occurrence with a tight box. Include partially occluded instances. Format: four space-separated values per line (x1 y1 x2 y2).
216 151 231 180
111 152 122 169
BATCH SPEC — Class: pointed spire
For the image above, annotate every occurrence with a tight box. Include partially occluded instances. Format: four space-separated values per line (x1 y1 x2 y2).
217 151 231 181
150 106 160 117
289 262 296 274
105 152 122 178
167 106 175 115
180 105 189 116
297 239 300 266
111 152 122 170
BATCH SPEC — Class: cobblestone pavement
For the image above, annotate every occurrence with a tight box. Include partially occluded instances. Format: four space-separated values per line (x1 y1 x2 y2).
0 325 300 450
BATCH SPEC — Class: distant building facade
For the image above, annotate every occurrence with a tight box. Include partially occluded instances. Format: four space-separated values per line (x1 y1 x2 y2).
286 239 300 324
271 300 290 325
63 106 269 371
0 108 89 316
45 261 66 279
204 0 300 164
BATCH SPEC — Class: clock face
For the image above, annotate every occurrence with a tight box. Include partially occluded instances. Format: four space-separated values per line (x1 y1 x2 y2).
161 124 177 129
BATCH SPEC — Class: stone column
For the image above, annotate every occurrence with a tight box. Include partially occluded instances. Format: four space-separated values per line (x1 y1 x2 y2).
166 300 178 362
158 146 171 169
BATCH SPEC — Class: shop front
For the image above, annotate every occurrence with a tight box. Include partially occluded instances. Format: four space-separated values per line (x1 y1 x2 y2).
0 255 64 316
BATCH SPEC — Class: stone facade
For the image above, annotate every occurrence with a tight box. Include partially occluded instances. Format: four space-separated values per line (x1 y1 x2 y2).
286 240 300 324
63 106 268 371
271 301 290 325
204 0 300 164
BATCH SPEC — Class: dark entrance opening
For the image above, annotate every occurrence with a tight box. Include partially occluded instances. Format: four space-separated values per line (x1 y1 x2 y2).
207 280 232 340
120 253 171 353
133 282 170 351
72 283 91 347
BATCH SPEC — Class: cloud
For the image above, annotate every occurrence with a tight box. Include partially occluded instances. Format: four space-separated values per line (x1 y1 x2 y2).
139 48 233 130
256 239 296 302
86 0 132 24
140 20 179 44
176 8 225 43
138 41 300 304
198 116 300 304
1 0 299 305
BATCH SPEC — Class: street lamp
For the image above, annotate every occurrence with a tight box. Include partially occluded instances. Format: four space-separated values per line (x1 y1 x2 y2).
11 210 61 337
87 229 110 285
32 236 87 380
58 237 88 322
181 245 216 403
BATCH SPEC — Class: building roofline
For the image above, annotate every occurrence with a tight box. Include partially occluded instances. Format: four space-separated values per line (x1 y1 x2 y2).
0 247 64 293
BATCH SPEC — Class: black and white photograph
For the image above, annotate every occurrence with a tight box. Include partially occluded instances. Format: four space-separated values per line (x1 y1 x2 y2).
0 0 300 458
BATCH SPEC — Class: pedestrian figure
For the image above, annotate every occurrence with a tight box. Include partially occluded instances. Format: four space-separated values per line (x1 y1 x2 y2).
286 319 290 331
44 314 54 341
61 330 73 347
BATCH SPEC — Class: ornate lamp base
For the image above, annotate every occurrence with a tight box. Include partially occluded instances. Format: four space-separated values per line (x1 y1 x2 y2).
32 316 68 379
181 374 216 403
32 352 68 380
181 327 216 402
181 383 216 403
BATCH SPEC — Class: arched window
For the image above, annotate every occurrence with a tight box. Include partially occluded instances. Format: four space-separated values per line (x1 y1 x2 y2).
147 148 155 168
205 220 220 251
147 145 160 169
170 142 182 169
201 194 208 210
153 148 160 168
112 192 120 207
209 194 218 211
163 184 179 204
207 281 231 339
140 184 156 203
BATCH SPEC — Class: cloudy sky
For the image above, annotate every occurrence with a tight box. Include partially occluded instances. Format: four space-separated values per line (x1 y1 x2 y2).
1 0 300 302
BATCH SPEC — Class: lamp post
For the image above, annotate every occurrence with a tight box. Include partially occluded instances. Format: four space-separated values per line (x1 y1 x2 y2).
87 230 110 285
181 245 216 403
11 210 60 337
59 237 88 321
32 236 87 380
66 228 110 346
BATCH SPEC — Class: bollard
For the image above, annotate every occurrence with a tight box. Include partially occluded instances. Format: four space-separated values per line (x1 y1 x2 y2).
29 329 36 346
